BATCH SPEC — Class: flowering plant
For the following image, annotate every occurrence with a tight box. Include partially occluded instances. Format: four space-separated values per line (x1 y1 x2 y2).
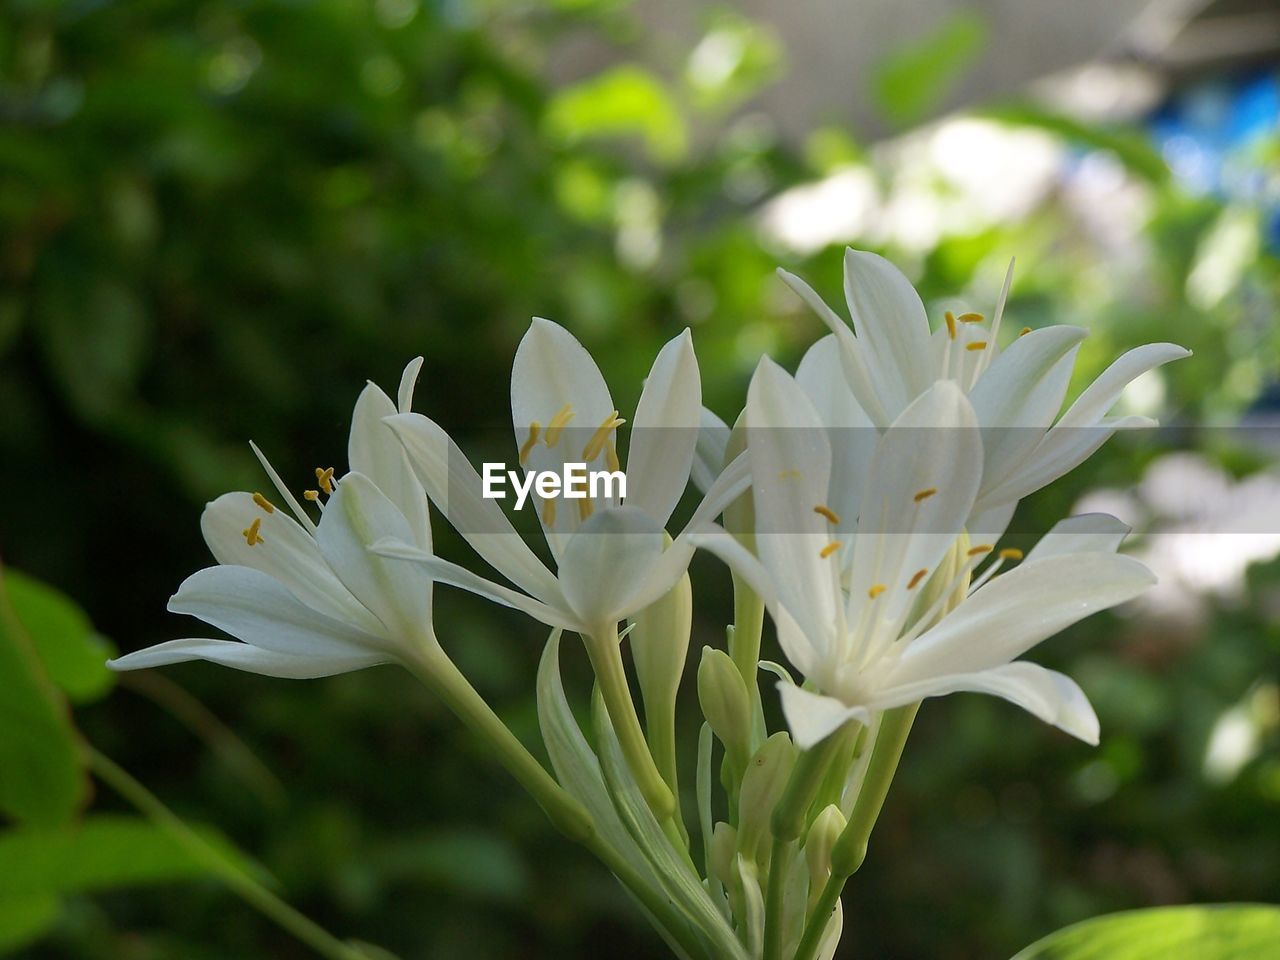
111 250 1192 960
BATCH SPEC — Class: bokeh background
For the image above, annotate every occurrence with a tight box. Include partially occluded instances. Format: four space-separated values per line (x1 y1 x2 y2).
2 0 1279 957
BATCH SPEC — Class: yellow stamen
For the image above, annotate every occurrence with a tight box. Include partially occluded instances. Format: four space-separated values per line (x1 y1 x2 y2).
958 312 984 323
944 311 957 340
778 468 802 481
907 568 928 590
303 489 320 502
813 504 841 525
582 410 625 461
519 422 542 465
913 487 938 503
1019 326 1032 337
544 404 575 446
868 583 887 599
242 518 264 546
819 541 841 559
967 544 993 556
998 548 1023 561
965 341 988 352
315 466 335 495
605 440 620 473
541 498 557 526
252 492 275 514
577 497 594 522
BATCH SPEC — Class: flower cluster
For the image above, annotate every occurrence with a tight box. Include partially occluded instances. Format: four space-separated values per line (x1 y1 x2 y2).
111 250 1187 960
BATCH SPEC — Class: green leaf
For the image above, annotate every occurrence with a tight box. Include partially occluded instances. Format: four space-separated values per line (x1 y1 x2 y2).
871 14 986 126
3 570 116 704
545 65 687 163
0 813 255 899
0 894 59 954
0 565 85 827
1013 904 1280 959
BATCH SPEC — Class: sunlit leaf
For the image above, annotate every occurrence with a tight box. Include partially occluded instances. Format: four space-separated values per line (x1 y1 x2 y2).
0 894 59 955
872 14 986 126
1013 904 1280 959
546 65 687 163
3 570 115 704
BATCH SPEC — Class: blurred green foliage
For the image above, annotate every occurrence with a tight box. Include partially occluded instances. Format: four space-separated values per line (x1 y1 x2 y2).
1 0 1279 958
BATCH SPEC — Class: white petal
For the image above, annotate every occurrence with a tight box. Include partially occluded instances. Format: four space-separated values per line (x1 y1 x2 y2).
841 248 934 418
625 329 701 526
384 413 563 603
370 539 580 630
557 506 665 630
777 683 868 749
745 358 840 643
847 381 981 631
683 449 751 532
892 553 1156 683
316 473 434 647
692 406 731 494
1025 514 1131 562
167 565 386 656
966 501 1017 545
397 356 424 413
874 662 1099 744
348 382 431 550
1056 342 1191 430
200 492 383 635
797 335 875 534
108 638 385 679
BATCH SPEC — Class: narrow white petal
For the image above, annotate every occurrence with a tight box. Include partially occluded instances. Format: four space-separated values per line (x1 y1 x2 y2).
167 565 386 656
200 492 383 635
348 382 431 550
557 507 666 629
108 638 385 679
625 329 702 526
397 356 424 414
691 406 731 494
777 683 869 749
384 412 563 602
966 501 1017 545
1056 342 1191 430
892 553 1156 683
841 248 934 416
249 440 318 534
1026 514 1131 562
316 473 434 647
370 539 580 630
683 449 751 532
873 662 1099 744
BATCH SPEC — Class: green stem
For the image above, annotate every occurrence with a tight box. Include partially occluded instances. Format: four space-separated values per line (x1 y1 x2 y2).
584 626 675 820
85 746 374 960
792 872 844 960
405 649 593 843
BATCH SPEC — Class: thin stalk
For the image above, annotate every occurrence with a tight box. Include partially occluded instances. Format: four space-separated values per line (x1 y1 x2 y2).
792 872 844 960
86 746 374 960
730 572 765 740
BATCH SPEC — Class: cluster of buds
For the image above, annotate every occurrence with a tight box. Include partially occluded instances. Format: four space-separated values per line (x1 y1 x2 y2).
111 250 1188 960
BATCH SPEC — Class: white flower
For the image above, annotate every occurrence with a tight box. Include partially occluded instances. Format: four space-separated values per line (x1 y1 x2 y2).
692 358 1157 748
108 360 436 678
779 249 1190 531
374 318 748 635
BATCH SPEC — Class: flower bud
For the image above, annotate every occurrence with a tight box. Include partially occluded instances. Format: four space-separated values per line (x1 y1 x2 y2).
805 803 847 907
709 820 739 891
736 732 798 863
630 567 692 743
698 646 752 767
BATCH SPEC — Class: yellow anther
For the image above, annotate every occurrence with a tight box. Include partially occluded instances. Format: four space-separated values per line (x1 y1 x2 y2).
913 487 938 503
582 410 625 461
958 312 984 323
242 518 264 546
303 489 321 502
605 440 621 474
819 541 841 559
315 466 335 495
998 548 1024 561
868 583 887 599
252 492 275 514
965 341 988 352
577 497 594 522
1019 326 1032 337
519 422 542 465
778 468 802 480
944 311 957 340
541 498 557 526
813 505 841 525
544 404 575 447
907 568 928 590
967 544 993 556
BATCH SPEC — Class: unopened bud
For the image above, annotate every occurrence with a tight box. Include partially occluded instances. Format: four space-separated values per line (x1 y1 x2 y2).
709 820 738 889
630 567 692 729
698 646 752 766
805 804 847 904
737 732 798 862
